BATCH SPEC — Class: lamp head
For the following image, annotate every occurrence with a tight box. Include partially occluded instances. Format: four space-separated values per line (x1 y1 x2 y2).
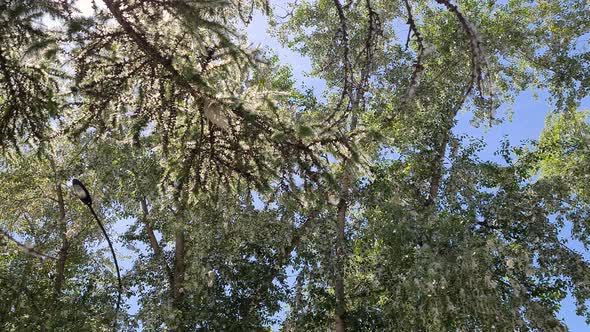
72 179 92 206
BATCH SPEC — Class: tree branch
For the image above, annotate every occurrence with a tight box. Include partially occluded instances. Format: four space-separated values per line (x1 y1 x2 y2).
49 158 69 298
403 0 425 102
140 197 174 288
0 229 56 261
435 0 486 93
102 0 230 131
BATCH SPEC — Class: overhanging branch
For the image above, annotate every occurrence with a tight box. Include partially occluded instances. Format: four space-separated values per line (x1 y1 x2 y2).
102 0 231 131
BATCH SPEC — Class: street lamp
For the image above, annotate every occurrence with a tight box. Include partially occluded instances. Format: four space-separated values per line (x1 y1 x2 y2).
72 179 122 331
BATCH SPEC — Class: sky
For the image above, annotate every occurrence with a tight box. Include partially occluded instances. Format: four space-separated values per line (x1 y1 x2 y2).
74 0 590 330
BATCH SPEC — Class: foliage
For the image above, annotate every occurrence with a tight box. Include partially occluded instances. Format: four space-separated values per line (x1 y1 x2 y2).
0 0 589 331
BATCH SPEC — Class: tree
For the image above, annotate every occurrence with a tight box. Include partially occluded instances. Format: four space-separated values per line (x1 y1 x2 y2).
273 0 590 330
0 0 589 331
0 138 133 330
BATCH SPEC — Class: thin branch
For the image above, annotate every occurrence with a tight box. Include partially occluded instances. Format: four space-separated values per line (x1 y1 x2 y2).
322 0 352 127
425 78 473 207
0 229 56 261
140 197 174 288
403 0 425 102
435 0 486 93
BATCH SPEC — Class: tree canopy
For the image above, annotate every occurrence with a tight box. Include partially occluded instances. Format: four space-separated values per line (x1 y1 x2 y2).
1 0 589 331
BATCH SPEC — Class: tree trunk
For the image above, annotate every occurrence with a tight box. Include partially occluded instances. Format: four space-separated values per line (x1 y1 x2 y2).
173 228 185 300
427 103 463 207
54 241 68 296
427 130 449 207
173 226 186 331
140 198 185 329
334 149 354 332
333 109 358 332
53 177 68 298
334 197 347 332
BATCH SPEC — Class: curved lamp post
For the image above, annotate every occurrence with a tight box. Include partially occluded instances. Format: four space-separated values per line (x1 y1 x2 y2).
72 179 122 330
